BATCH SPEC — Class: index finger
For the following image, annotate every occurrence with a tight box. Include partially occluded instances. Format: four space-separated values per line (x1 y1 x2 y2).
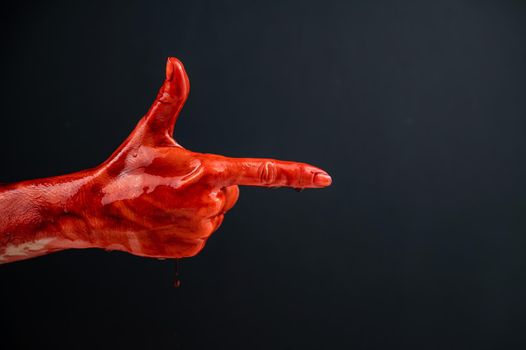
203 155 332 189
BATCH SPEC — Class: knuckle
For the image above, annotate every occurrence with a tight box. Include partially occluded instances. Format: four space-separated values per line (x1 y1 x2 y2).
258 161 277 185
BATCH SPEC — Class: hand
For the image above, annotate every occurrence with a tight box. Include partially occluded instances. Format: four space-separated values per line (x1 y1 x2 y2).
0 57 331 263
85 58 331 258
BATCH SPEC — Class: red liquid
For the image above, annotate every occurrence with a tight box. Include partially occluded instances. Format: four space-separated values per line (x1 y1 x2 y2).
174 258 181 288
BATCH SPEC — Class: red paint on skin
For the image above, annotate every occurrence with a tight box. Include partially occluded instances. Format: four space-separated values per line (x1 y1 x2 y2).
0 57 331 264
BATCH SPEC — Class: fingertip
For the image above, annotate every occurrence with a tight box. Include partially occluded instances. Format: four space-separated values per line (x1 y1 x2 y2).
167 57 182 65
166 57 186 81
313 172 332 187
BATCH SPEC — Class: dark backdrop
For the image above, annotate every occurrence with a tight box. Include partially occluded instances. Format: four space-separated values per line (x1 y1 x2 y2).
1 1 526 349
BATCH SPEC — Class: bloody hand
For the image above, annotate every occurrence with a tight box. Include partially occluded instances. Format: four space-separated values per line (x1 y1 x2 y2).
0 58 331 263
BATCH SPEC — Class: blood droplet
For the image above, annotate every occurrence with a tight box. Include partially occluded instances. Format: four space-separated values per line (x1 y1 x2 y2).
174 258 181 288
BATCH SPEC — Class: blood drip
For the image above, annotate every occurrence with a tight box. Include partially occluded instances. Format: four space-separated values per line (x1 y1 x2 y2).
174 258 181 288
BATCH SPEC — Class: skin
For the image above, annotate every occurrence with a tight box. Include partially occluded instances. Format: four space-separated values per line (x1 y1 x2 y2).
0 57 331 264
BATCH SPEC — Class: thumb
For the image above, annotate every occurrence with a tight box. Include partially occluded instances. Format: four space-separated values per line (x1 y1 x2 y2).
142 57 190 144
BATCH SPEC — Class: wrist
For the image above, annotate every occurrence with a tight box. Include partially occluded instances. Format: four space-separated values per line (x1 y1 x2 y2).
0 168 99 262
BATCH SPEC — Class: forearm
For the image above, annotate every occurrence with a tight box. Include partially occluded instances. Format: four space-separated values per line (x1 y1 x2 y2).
0 171 96 263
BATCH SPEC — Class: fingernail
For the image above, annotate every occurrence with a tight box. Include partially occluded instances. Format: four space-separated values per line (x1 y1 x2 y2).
166 58 174 81
314 172 332 187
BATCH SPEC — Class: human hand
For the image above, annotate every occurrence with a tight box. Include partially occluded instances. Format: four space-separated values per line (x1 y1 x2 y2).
84 58 331 258
0 57 331 262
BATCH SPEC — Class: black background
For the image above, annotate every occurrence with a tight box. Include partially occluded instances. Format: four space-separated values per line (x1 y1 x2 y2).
1 1 526 349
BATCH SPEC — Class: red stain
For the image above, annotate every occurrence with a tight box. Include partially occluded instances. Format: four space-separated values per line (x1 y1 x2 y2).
0 57 331 264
